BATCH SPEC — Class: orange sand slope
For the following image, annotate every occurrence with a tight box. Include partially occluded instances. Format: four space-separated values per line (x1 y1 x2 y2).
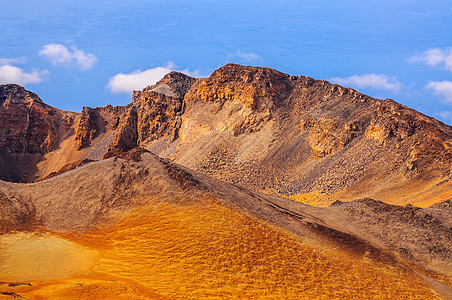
0 153 451 299
0 200 442 299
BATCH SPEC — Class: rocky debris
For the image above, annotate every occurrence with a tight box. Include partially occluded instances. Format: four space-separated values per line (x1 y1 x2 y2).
328 198 452 276
103 147 150 162
159 157 206 191
0 84 59 154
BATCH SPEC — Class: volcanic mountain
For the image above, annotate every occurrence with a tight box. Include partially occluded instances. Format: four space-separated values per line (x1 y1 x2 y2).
0 64 451 298
2 64 452 206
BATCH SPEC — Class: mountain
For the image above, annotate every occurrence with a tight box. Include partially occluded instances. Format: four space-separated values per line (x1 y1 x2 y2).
2 64 452 207
1 64 452 298
0 149 450 298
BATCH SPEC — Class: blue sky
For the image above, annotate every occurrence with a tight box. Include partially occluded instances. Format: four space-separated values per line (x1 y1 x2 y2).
1 1 452 124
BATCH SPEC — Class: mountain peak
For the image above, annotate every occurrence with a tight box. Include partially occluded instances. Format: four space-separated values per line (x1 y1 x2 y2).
2 64 452 207
135 71 197 99
0 84 43 106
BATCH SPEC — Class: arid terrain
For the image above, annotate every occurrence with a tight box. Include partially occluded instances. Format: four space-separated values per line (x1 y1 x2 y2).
0 64 451 299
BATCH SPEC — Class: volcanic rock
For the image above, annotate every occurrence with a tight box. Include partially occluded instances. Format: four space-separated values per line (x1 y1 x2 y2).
2 64 452 205
0 84 59 154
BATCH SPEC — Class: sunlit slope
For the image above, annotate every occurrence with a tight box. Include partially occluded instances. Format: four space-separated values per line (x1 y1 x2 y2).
0 151 450 298
66 201 436 299
4 64 452 208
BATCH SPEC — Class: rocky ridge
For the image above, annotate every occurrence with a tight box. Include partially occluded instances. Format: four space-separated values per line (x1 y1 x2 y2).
1 64 452 205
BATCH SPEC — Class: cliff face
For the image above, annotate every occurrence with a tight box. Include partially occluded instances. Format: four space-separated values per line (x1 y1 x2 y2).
0 84 60 154
131 71 196 147
0 85 76 182
184 65 292 136
2 64 452 205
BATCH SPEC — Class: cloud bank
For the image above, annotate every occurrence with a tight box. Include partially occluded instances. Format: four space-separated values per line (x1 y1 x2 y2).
329 74 401 92
107 63 198 94
39 44 97 70
0 59 48 85
410 48 452 72
427 81 452 102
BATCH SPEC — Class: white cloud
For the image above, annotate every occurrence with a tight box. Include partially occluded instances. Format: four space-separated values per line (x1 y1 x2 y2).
329 74 402 92
410 48 452 72
427 80 452 102
72 48 97 70
39 44 72 64
0 57 26 65
235 51 261 62
0 65 48 85
107 63 198 94
39 43 97 70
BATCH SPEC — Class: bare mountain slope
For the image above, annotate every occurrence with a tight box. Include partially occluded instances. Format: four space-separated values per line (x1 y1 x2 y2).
0 151 450 298
1 65 452 298
1 63 452 207
153 64 452 206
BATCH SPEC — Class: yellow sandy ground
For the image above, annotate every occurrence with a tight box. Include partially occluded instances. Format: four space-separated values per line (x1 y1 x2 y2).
288 191 333 207
0 198 439 299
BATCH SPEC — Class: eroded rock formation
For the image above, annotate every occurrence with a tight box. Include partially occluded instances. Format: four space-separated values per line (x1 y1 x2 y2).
0 84 59 154
2 64 452 205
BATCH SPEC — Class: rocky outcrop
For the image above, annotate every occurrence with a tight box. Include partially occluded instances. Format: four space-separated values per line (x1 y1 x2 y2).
75 107 101 149
136 71 196 99
108 106 138 152
2 65 452 205
185 64 292 135
364 99 452 173
106 72 196 151
74 104 127 152
186 63 292 109
134 88 184 144
0 84 59 154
